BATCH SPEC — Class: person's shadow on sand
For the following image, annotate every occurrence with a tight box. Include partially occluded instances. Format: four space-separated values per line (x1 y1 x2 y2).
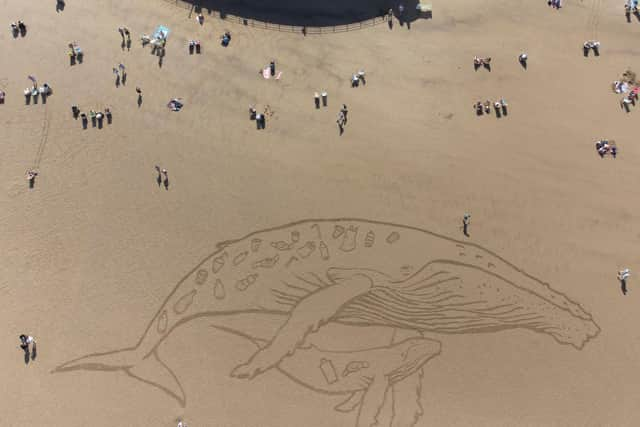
20 343 36 364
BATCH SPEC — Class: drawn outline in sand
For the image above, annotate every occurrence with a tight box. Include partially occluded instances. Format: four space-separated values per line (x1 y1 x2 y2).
54 218 600 427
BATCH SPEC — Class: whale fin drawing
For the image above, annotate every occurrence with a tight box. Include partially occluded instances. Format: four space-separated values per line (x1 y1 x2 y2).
356 376 390 427
335 391 365 412
52 348 186 407
231 268 376 379
391 368 424 427
389 330 426 427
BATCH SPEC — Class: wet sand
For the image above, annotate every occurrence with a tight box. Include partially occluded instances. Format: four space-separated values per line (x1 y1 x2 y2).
2 0 640 425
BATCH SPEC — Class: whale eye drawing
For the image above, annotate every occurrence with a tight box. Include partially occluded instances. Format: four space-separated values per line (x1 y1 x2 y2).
54 218 599 427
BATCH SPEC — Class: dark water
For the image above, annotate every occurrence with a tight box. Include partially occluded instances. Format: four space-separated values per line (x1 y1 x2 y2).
186 0 418 27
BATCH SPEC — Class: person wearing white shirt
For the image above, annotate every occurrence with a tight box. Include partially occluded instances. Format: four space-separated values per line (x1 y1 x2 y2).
618 269 630 295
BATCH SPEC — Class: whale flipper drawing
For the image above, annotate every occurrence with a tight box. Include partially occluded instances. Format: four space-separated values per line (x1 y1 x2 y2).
55 218 599 426
231 268 380 379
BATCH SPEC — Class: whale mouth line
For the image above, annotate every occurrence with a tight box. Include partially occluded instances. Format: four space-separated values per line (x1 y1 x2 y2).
52 363 130 374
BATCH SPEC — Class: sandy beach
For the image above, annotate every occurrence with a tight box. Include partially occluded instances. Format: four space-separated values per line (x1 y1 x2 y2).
2 0 640 425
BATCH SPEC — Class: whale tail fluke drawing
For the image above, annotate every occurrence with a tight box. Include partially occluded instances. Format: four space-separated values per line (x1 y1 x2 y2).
53 348 186 407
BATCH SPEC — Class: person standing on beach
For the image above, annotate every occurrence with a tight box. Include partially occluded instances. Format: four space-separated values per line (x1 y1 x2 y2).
462 213 471 237
19 334 36 355
618 269 630 295
270 60 276 77
119 63 126 82
155 165 162 185
337 112 345 135
162 169 169 189
340 104 348 124
518 53 527 67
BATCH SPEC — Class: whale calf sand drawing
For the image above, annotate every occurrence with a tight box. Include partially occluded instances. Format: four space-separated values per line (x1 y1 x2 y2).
55 218 599 426
210 314 437 427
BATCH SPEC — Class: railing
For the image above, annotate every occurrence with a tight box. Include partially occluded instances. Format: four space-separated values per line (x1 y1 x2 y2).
160 0 389 34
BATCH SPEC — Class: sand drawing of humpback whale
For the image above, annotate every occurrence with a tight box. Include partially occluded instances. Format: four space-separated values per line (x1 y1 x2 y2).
55 218 599 425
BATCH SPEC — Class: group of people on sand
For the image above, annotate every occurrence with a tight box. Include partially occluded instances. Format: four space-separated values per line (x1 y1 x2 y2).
617 85 639 111
188 40 202 54
547 0 562 9
113 63 127 86
351 70 366 87
68 41 84 64
583 40 601 56
10 20 27 37
475 53 530 70
74 106 112 128
474 99 508 117
612 70 638 111
168 98 184 112
625 0 639 14
249 105 272 129
118 26 132 50
24 82 51 102
314 91 328 108
473 56 491 70
142 32 166 57
595 140 617 158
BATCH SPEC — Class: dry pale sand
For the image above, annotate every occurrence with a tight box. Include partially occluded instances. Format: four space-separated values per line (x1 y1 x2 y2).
2 0 640 425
